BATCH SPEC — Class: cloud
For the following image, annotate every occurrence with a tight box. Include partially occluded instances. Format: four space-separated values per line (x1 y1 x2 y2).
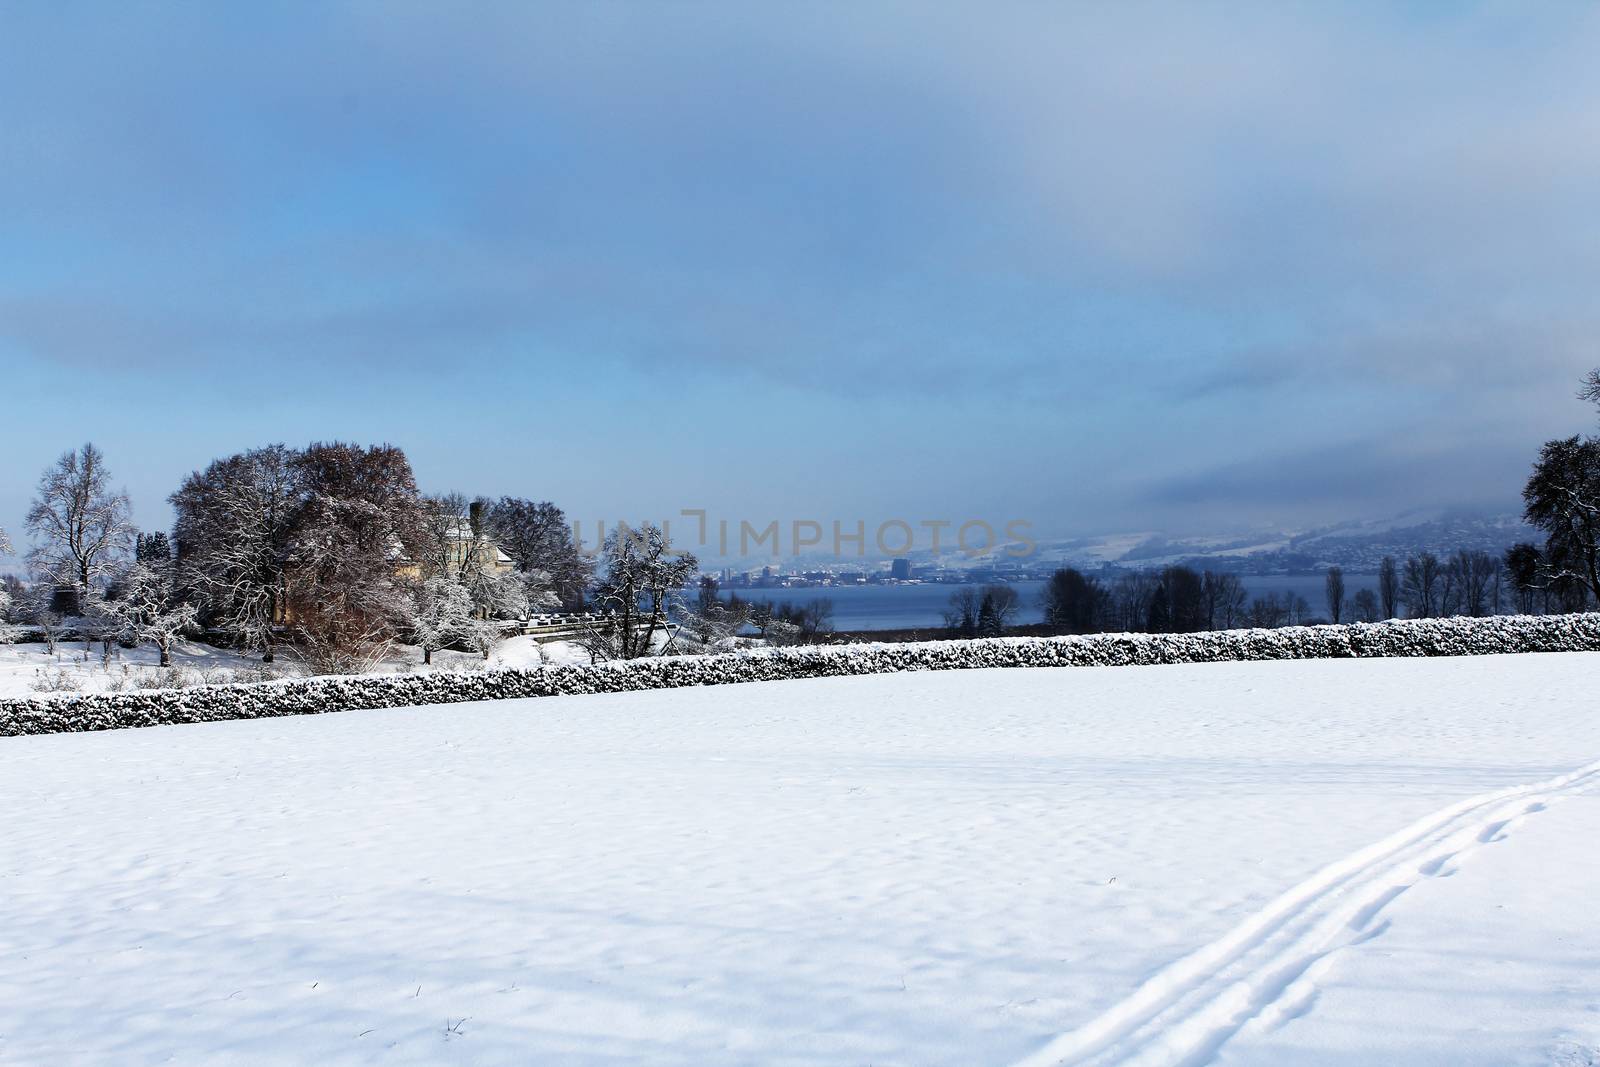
2 3 1598 539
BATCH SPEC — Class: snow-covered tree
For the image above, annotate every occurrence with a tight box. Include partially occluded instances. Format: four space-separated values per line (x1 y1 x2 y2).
1581 368 1600 414
111 560 199 667
764 617 802 646
16 582 63 654
25 443 134 614
1523 434 1600 604
570 620 621 664
463 616 507 661
680 577 748 652
676 604 739 652
406 500 518 658
497 569 560 621
591 522 697 659
171 444 302 662
0 527 13 623
413 495 549 620
406 575 475 665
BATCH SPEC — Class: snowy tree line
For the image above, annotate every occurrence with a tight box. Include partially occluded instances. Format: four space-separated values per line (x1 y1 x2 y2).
2 441 697 673
1025 547 1565 639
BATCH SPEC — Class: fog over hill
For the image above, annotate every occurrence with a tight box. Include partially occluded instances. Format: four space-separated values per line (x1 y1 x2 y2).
941 510 1538 576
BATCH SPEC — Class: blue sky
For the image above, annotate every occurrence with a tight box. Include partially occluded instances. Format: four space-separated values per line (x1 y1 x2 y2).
3 3 1599 559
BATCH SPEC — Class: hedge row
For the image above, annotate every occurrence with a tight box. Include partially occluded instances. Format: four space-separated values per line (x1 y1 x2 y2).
3 613 1598 737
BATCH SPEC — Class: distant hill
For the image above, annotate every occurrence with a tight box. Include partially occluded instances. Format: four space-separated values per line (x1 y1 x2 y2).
935 509 1539 576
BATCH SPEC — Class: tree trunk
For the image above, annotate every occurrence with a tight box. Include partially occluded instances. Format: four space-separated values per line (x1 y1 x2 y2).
264 586 280 663
424 646 432 665
159 644 171 668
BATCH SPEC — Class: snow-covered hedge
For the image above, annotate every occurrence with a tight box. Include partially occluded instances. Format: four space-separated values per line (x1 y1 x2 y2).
4 613 1599 737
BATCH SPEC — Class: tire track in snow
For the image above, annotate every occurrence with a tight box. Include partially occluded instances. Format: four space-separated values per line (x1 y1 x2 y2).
1012 757 1600 1067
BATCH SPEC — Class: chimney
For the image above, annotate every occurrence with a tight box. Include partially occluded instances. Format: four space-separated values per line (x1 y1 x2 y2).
468 500 484 536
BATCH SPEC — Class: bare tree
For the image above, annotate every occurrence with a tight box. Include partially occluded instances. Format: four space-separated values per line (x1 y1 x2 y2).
1286 593 1312 626
1247 592 1289 628
796 598 836 643
1351 588 1380 623
481 498 593 609
1109 572 1158 632
1402 553 1442 618
1323 566 1345 624
1437 560 1460 618
1447 548 1496 617
943 588 980 637
1503 543 1543 614
1378 556 1400 620
25 443 134 616
747 599 776 639
1201 571 1248 631
286 442 424 673
17 582 63 654
413 493 473 580
571 620 622 664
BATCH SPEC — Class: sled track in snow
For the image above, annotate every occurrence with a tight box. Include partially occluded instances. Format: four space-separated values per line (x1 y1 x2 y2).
1013 757 1600 1067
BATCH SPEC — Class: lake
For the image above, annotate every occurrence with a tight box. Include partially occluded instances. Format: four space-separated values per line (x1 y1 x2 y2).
727 573 1382 632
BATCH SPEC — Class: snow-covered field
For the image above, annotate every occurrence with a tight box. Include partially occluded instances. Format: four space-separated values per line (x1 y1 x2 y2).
0 635 590 698
2 653 1598 1065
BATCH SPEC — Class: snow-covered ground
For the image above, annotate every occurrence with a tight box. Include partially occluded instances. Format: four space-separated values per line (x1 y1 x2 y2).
1 653 1598 1065
0 635 590 698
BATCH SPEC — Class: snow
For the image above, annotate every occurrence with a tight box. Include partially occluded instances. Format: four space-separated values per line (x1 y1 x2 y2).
0 635 589 698
0 635 274 696
1 653 1598 1065
1216 793 1600 1067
